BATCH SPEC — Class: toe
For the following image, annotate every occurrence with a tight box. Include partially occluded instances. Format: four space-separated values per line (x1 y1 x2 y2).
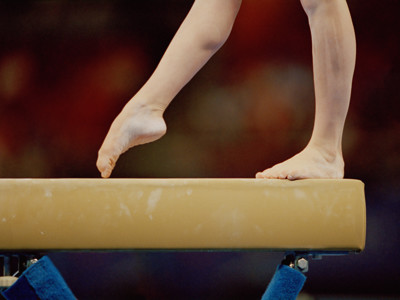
256 168 273 179
97 151 118 178
277 173 287 179
96 158 111 178
256 172 265 179
101 169 111 179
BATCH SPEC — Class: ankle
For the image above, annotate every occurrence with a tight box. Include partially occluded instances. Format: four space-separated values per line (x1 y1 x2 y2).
306 140 343 163
124 98 165 118
134 86 171 114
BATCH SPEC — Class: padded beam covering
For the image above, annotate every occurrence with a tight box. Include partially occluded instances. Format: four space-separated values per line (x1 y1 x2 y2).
0 179 366 252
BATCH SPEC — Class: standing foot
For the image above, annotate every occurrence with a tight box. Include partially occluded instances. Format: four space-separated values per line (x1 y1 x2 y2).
97 102 166 178
255 145 344 180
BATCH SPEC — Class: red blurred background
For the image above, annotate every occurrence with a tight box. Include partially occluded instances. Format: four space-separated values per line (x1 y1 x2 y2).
0 1 399 299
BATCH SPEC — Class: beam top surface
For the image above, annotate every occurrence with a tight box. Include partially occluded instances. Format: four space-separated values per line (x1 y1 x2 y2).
0 178 366 252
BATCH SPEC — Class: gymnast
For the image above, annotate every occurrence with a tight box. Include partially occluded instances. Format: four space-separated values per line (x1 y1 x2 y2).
97 0 356 180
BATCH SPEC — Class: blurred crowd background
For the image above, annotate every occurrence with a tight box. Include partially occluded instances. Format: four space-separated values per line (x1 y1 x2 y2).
0 1 399 299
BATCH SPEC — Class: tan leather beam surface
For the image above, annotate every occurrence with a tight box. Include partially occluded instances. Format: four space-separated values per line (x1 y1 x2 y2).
0 179 366 252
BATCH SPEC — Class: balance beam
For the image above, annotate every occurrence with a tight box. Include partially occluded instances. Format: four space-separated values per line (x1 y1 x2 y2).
0 179 366 252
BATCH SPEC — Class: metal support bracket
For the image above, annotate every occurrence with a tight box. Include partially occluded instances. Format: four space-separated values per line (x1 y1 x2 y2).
0 254 39 291
282 251 338 273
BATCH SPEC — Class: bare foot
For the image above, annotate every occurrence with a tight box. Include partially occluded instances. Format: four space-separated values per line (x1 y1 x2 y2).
255 145 344 180
97 102 166 178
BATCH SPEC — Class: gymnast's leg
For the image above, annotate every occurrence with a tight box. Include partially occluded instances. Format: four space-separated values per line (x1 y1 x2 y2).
256 0 356 179
97 0 241 178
